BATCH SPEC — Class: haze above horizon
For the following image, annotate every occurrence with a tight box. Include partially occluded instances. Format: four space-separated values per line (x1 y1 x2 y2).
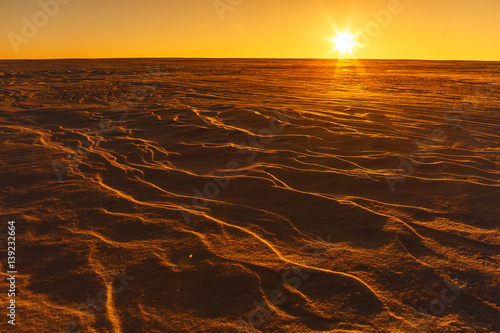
1 0 499 61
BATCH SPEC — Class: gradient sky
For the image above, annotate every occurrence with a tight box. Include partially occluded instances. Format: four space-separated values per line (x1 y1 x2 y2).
1 0 499 60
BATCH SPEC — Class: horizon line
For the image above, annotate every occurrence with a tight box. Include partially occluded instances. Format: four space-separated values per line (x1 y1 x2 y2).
1 56 499 62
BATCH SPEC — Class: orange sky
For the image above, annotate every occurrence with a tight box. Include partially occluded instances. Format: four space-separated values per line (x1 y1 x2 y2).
1 0 499 60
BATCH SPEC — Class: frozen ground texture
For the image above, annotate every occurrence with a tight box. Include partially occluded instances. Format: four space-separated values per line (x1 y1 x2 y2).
0 59 499 332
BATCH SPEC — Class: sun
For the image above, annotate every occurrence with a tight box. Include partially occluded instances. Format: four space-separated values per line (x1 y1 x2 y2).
331 31 356 56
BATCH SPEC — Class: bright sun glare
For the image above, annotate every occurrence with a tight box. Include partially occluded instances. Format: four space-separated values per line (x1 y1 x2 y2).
332 31 356 56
